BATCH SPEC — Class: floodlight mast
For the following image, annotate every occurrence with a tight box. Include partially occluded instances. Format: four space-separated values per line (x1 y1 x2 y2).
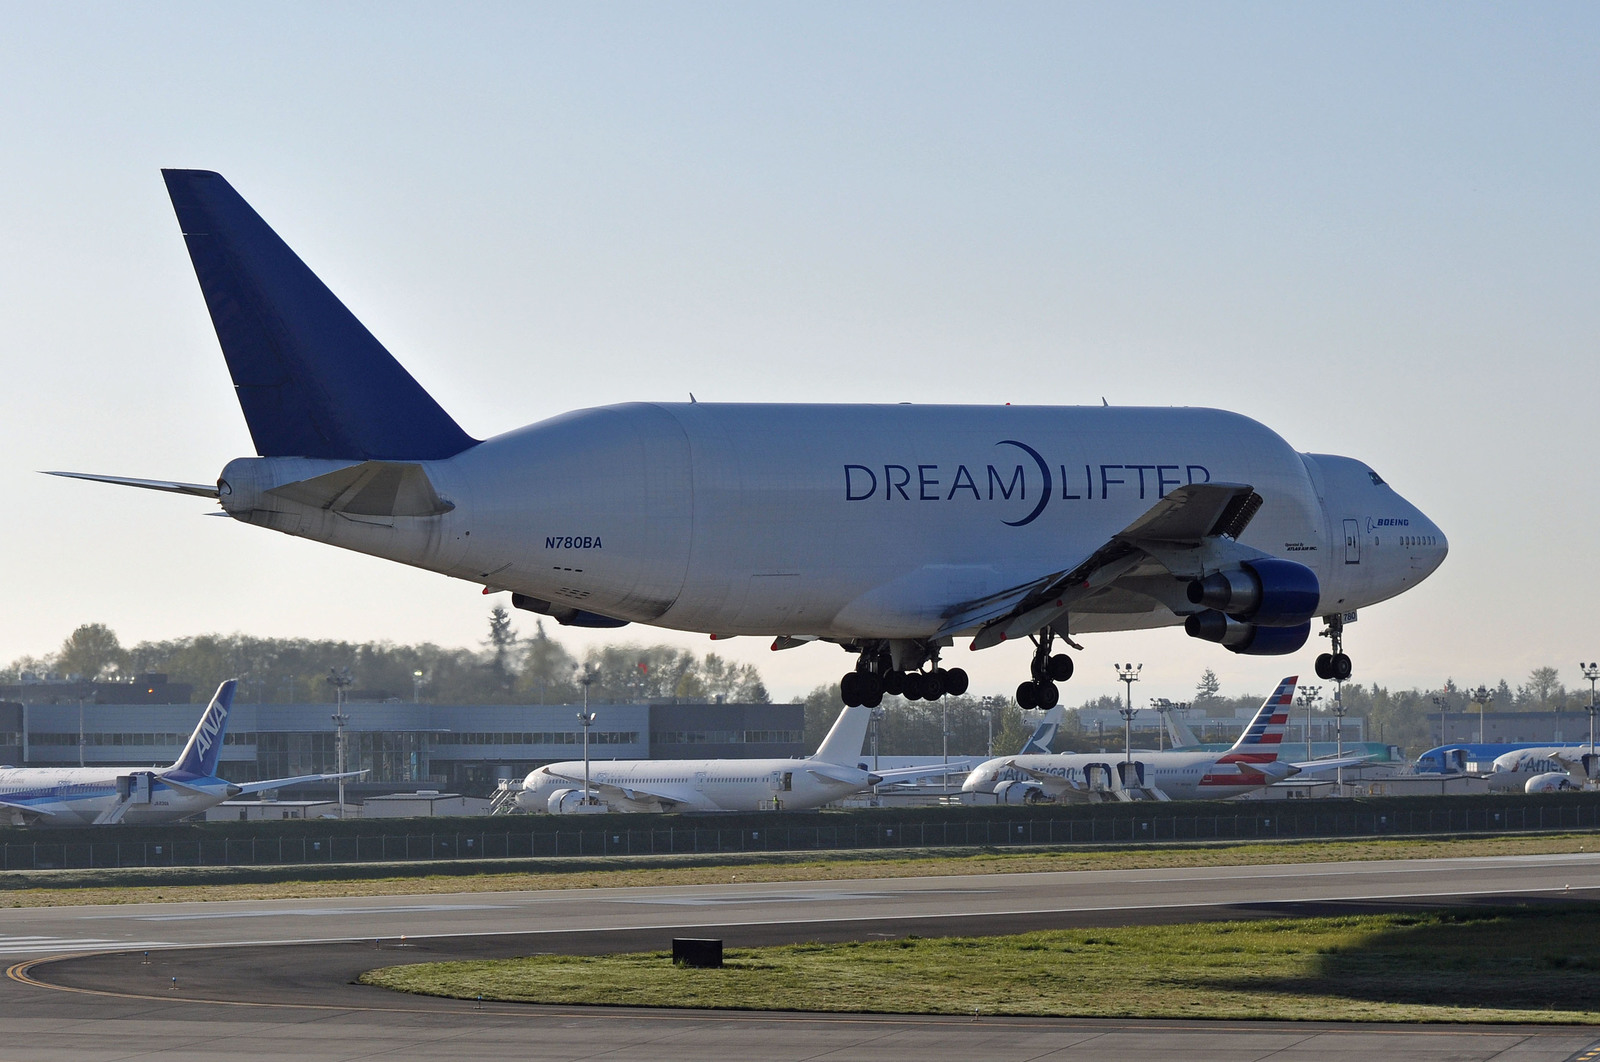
1297 685 1322 758
327 667 354 817
1581 663 1600 762
1466 685 1493 745
578 665 598 806
1114 664 1141 765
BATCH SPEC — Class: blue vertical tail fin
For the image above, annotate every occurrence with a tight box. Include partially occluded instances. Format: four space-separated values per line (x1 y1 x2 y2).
161 169 478 461
169 681 238 778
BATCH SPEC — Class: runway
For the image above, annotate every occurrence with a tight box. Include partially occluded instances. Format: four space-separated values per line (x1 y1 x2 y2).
1 851 1597 1061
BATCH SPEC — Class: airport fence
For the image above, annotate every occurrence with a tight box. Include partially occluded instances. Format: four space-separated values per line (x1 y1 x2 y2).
2 798 1597 871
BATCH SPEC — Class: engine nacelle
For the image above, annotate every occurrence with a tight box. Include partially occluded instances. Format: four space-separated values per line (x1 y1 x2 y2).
1185 612 1311 655
547 788 609 814
1525 772 1576 793
994 780 1048 805
1186 558 1319 627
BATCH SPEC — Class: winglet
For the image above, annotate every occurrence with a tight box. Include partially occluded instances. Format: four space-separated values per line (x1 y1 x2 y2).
163 169 478 461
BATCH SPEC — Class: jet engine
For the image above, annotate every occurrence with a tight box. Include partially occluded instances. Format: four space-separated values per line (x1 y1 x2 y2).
1184 612 1311 655
547 788 609 813
1525 772 1576 793
994 780 1049 805
1187 558 1319 627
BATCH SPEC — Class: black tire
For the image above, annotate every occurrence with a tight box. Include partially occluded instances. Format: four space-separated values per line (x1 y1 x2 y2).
863 686 884 708
1332 653 1353 681
1036 680 1060 709
1016 680 1038 710
840 672 861 707
1047 654 1074 682
945 667 970 696
881 670 905 696
902 672 926 701
1314 653 1334 680
860 672 883 704
926 668 948 700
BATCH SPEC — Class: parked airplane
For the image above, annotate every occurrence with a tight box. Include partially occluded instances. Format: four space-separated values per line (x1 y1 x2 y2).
516 704 957 813
1482 746 1598 793
0 681 365 826
1019 705 1067 754
961 676 1368 802
51 172 1447 709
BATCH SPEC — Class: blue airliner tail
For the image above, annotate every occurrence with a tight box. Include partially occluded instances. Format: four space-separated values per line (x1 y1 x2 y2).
169 680 238 778
161 169 478 461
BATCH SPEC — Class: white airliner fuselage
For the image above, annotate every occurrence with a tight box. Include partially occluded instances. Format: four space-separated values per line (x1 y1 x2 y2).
218 406 1445 640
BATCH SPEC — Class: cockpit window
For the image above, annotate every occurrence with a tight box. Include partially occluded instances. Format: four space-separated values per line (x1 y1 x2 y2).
1368 470 1385 485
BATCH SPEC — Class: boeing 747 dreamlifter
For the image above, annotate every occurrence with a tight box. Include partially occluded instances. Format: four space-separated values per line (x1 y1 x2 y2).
51 172 1447 709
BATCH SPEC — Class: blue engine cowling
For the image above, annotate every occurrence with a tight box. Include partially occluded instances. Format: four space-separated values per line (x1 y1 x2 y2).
1186 558 1319 627
1185 612 1311 655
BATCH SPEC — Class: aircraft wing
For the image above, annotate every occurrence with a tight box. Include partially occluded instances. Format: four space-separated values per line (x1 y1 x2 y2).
999 760 1089 798
538 766 689 809
1286 755 1373 776
233 770 368 796
872 760 980 784
941 483 1268 646
0 797 56 825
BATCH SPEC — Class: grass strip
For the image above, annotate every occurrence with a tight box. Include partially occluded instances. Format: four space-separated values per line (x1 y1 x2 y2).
0 832 1591 908
360 903 1600 1024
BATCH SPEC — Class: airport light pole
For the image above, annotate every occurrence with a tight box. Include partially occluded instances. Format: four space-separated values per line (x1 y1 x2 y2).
1581 662 1600 758
1296 685 1322 758
1466 685 1493 745
412 669 424 704
1431 694 1448 745
1330 688 1348 792
328 667 353 817
578 665 598 804
1114 663 1142 763
1118 701 1137 765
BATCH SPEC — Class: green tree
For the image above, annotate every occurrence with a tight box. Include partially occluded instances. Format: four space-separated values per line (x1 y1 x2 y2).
1195 667 1221 705
990 700 1031 756
56 622 128 682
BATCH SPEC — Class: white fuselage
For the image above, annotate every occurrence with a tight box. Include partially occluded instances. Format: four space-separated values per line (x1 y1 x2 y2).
217 403 1447 640
518 757 871 813
0 767 232 826
962 751 1286 801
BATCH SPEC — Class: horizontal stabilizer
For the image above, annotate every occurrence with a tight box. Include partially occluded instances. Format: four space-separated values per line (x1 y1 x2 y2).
42 470 219 499
162 169 478 462
266 461 454 517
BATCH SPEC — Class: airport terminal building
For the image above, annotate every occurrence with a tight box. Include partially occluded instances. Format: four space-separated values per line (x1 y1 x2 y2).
0 678 803 797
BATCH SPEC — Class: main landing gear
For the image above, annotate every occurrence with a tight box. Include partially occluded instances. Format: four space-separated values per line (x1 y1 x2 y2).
839 644 969 707
1016 628 1074 710
1314 613 1353 682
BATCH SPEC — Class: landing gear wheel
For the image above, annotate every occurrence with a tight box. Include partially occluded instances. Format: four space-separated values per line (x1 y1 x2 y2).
944 667 970 696
882 670 905 696
1035 680 1060 709
1016 680 1039 710
1314 653 1334 681
1046 654 1074 682
1331 653 1352 681
902 672 927 701
927 668 948 700
840 672 862 707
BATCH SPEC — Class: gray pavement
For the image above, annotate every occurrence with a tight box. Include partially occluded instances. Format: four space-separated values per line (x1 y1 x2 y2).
0 851 1595 1060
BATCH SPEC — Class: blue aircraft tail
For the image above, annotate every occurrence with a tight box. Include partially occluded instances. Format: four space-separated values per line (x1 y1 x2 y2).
169 680 238 778
161 170 478 461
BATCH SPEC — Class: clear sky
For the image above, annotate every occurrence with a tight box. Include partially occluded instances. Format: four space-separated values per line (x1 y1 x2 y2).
3 2 1598 707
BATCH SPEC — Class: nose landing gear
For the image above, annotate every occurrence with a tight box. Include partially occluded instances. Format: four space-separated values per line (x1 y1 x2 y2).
1314 613 1353 681
1016 628 1074 710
